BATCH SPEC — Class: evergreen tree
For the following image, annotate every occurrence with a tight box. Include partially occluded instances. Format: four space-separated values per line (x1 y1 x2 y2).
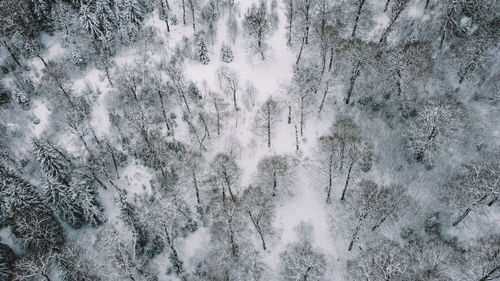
79 4 102 40
0 164 44 226
0 165 64 254
72 175 106 227
0 243 15 280
197 38 210 65
32 137 71 184
220 43 234 63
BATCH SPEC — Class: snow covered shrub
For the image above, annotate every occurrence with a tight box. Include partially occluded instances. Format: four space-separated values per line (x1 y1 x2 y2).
67 49 87 69
220 43 234 63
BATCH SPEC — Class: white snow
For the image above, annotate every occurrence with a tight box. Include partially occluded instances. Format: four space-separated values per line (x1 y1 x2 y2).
31 99 50 137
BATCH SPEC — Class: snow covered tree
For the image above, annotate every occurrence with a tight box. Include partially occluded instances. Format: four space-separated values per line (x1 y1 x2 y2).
256 155 294 196
244 1 270 60
280 222 327 281
11 207 64 254
201 0 218 44
217 66 239 111
347 238 408 280
345 180 386 251
405 96 465 165
42 176 86 229
197 38 210 65
220 43 234 63
241 185 275 250
379 0 410 43
32 137 71 184
134 194 194 279
463 234 500 281
158 0 171 32
208 153 241 203
0 243 15 280
442 160 500 226
254 97 281 148
320 117 372 201
288 65 320 136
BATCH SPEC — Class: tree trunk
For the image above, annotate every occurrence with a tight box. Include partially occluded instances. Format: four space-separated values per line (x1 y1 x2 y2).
346 61 361 104
181 0 186 25
326 153 334 204
105 65 113 86
228 214 237 256
189 0 196 33
351 0 366 38
165 228 185 277
452 194 490 227
305 24 309 45
424 0 430 10
379 7 405 43
157 90 171 134
36 53 48 67
267 104 271 148
328 46 334 72
233 89 238 111
223 170 236 202
371 217 386 231
318 81 329 116
303 266 312 281
192 169 200 205
258 29 264 60
452 207 471 226
199 112 211 139
288 106 292 124
300 96 304 136
478 265 500 281
296 37 305 65
214 99 221 135
395 68 402 96
384 0 391 12
348 223 361 251
287 0 293 46
106 141 120 179
272 171 277 196
165 17 171 32
340 161 354 201
295 123 300 152
248 212 267 250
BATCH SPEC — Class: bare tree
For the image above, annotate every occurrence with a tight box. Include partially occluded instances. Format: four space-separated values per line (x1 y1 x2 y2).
244 1 270 60
241 185 275 250
379 0 411 43
254 97 281 148
280 222 327 281
347 238 408 279
209 153 241 203
405 96 465 165
442 161 500 226
217 66 239 111
256 155 293 196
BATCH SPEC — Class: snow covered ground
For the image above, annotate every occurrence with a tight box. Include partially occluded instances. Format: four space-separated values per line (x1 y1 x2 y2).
23 1 356 278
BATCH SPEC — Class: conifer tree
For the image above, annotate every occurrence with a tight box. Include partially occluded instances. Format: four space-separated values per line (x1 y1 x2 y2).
32 137 71 184
197 38 210 65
